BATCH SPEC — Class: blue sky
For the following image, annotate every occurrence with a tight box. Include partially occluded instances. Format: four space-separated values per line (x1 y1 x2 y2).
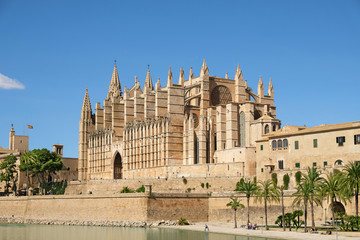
0 0 359 157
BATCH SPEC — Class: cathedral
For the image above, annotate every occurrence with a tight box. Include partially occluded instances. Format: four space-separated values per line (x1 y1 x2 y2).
78 60 280 180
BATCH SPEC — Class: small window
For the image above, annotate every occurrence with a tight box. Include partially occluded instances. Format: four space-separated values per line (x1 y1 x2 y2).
272 140 277 150
278 140 283 150
273 124 276 131
313 162 317 167
283 139 288 149
278 160 284 169
295 162 300 168
336 136 345 146
261 168 264 172
295 141 299 150
260 145 263 151
354 135 360 145
324 161 328 167
313 139 318 148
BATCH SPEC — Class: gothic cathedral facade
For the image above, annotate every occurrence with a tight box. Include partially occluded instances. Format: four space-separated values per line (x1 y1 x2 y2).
78 60 280 180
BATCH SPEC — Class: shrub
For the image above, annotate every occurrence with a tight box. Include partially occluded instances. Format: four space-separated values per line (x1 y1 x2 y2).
136 185 145 193
178 218 189 225
183 178 188 184
121 186 134 193
186 188 192 193
201 183 205 188
271 173 278 186
206 182 211 189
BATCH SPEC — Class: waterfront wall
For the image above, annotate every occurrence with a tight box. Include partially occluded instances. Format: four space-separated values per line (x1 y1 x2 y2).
0 193 208 223
0 191 357 225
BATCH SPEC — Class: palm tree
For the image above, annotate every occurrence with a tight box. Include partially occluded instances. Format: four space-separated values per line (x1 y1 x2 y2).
292 181 311 232
342 161 360 218
226 197 245 228
278 174 290 231
302 167 323 227
236 178 258 224
256 179 280 230
320 171 348 226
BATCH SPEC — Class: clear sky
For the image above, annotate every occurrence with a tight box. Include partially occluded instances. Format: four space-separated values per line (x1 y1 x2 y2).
0 0 359 157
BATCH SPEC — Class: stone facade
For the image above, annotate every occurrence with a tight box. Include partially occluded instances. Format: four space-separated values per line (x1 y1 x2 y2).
79 61 280 180
256 122 360 188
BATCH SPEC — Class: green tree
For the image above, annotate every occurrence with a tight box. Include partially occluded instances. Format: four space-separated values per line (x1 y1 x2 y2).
320 171 348 226
0 154 18 195
293 209 304 228
292 181 312 232
236 178 258 224
256 179 279 230
295 171 302 185
226 197 245 228
302 167 323 227
19 148 64 194
342 161 360 218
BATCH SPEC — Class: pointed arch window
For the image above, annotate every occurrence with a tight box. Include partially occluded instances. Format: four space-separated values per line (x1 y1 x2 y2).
277 140 283 150
264 125 269 134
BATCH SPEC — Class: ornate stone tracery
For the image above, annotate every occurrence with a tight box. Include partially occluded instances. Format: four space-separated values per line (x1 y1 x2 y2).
211 85 232 106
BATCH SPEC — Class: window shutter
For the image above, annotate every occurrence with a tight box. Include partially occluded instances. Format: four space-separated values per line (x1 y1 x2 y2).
344 136 346 142
355 135 357 144
336 137 339 143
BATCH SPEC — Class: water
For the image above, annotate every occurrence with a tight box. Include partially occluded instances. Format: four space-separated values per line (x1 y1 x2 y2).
0 224 280 240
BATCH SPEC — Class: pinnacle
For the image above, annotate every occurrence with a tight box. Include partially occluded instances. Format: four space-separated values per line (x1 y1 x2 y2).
167 66 173 87
144 69 154 90
179 67 184 86
106 64 122 100
200 59 209 76
82 88 92 112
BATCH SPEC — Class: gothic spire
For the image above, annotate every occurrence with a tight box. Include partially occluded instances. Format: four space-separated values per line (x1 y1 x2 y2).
268 77 274 97
167 67 173 87
82 88 92 112
144 69 154 91
189 67 194 84
257 75 264 97
178 67 184 86
156 77 161 90
200 59 209 77
106 63 122 100
234 64 244 84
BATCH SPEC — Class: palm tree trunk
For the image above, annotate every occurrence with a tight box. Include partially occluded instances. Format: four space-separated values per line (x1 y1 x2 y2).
310 196 315 227
282 191 285 231
331 201 335 226
304 200 308 232
265 198 268 230
234 209 237 228
247 196 250 224
356 185 359 218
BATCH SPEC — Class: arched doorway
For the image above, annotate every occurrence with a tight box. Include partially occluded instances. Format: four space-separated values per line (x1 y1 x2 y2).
114 152 123 179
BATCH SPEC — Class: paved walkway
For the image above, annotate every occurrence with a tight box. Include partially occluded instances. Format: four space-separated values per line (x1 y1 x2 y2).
159 222 360 240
